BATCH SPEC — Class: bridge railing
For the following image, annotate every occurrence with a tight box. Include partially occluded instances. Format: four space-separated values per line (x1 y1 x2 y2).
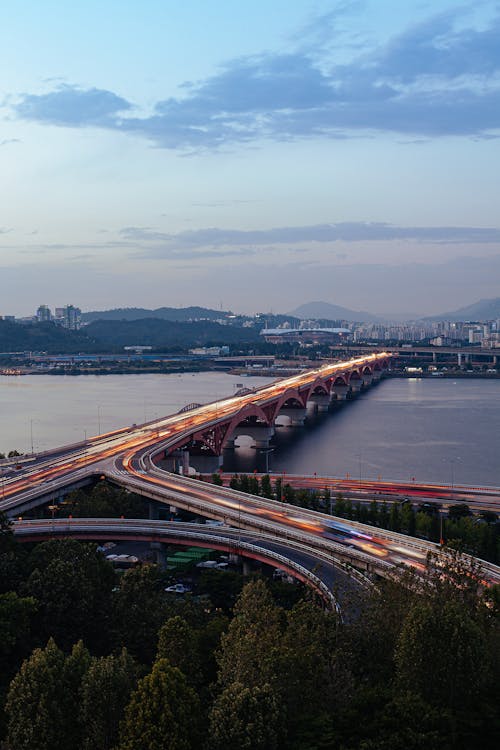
13 518 339 611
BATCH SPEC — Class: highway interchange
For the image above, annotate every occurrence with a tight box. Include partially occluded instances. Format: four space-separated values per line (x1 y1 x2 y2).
2 352 499 593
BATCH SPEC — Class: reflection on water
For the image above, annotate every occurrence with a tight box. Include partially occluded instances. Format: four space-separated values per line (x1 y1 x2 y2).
1 374 498 486
223 378 500 486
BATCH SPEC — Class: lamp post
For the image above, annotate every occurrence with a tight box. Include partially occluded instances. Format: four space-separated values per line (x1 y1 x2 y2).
259 447 274 474
30 419 34 455
97 405 102 434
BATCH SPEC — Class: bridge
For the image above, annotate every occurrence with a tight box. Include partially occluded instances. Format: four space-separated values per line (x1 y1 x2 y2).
2 352 499 593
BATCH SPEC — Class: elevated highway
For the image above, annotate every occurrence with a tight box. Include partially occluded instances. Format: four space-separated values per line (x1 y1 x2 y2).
214 473 500 513
2 352 500 589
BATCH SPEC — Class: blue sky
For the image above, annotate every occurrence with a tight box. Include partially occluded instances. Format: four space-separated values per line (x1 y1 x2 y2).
1 0 499 317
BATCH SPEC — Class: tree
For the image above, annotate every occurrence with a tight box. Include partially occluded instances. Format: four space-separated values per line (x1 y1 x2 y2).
0 592 37 669
395 599 488 710
229 474 240 490
248 475 260 496
25 539 115 652
280 600 347 740
216 580 282 689
6 639 90 750
80 648 137 750
334 492 346 517
0 512 24 595
274 477 283 502
112 564 171 663
211 472 223 486
208 682 285 750
260 474 273 499
389 502 401 532
156 616 202 687
117 659 201 750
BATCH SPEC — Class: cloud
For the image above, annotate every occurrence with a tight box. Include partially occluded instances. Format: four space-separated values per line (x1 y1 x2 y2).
14 84 131 127
10 8 500 148
120 222 500 250
0 138 20 147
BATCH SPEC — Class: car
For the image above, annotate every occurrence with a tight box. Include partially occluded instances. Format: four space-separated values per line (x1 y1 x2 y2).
164 583 192 594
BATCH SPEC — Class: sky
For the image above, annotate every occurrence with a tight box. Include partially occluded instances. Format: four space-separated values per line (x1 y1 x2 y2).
1 0 499 318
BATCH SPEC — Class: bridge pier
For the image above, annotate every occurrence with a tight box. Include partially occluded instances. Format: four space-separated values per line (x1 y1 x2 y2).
331 384 348 400
278 407 307 426
308 393 331 413
230 424 275 449
349 381 362 395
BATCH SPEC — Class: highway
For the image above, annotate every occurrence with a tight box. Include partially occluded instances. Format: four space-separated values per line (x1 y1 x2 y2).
2 351 500 589
214 473 500 513
12 517 373 610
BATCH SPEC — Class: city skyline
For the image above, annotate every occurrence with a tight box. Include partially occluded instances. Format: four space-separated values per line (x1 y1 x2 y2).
1 0 499 316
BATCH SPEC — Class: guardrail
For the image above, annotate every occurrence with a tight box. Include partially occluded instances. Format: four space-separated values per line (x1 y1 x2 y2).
13 518 338 610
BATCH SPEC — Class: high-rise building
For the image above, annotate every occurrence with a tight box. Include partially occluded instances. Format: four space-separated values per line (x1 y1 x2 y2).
61 304 82 330
36 304 52 322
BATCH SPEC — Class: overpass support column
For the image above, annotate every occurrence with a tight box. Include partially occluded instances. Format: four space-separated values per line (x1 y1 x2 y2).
361 373 373 388
458 352 463 367
432 351 437 363
188 453 223 475
159 450 190 474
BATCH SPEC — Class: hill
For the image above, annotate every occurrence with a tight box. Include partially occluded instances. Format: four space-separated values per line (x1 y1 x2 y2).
425 297 500 321
84 318 259 348
0 320 99 353
82 306 228 323
288 301 380 322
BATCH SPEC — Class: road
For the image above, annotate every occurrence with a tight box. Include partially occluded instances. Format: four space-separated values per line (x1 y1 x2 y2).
213 473 500 513
2 352 500 588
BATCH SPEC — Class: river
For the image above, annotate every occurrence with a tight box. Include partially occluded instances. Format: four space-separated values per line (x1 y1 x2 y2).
1 373 498 486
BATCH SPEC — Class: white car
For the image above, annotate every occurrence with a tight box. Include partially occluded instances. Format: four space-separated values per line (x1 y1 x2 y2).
164 583 192 594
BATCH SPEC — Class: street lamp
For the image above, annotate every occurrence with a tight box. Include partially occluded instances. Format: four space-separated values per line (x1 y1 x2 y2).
259 447 274 474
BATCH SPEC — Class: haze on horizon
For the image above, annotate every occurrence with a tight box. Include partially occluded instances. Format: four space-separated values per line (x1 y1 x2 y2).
1 0 499 318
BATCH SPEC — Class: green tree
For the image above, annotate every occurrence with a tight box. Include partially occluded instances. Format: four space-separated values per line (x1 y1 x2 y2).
112 564 171 664
208 681 285 750
80 648 137 750
389 502 401 532
211 472 223 486
216 579 282 689
6 639 90 750
260 474 273 499
117 659 201 750
156 616 202 687
274 477 283 502
0 592 37 669
334 492 346 517
24 539 115 652
280 600 347 741
239 474 250 493
395 599 488 710
248 475 260 496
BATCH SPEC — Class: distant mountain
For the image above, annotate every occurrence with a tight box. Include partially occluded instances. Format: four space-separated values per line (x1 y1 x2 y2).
288 301 381 323
424 297 500 322
82 306 228 323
